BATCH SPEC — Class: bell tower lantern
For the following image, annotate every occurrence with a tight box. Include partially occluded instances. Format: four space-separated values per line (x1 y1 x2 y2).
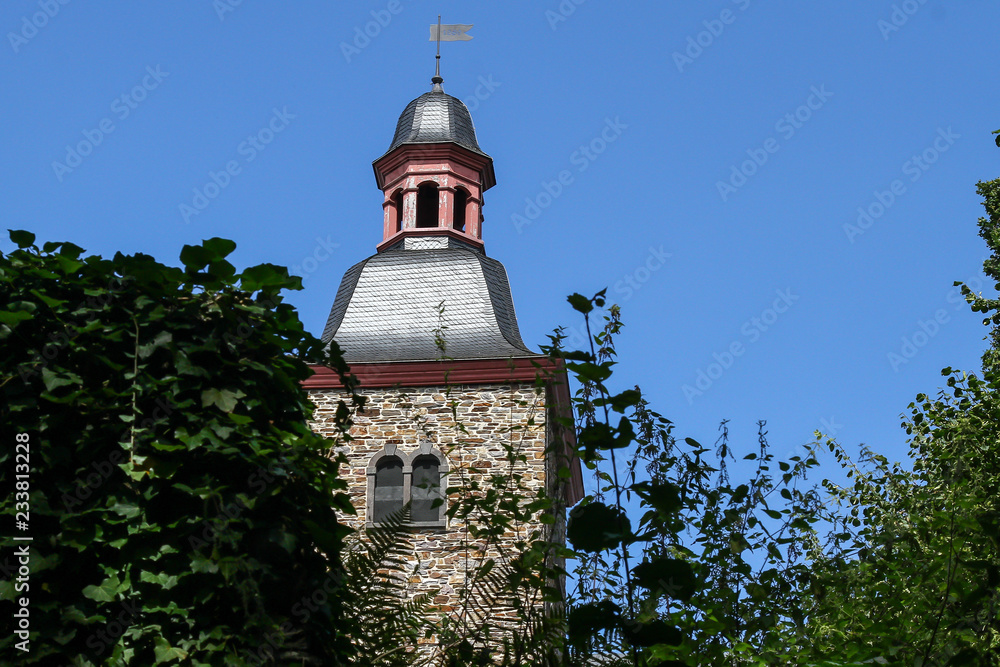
372 76 496 253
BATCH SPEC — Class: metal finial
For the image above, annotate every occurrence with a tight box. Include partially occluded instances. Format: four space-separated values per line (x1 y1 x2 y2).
432 15 443 91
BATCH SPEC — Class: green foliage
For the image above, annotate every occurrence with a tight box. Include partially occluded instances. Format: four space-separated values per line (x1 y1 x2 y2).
0 232 362 664
790 180 1000 665
553 254 998 664
959 177 1000 374
341 505 436 666
428 378 572 667
551 176 1000 667
6 158 999 666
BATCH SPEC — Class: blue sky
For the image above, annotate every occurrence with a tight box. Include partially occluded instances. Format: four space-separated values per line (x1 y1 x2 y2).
3 0 999 479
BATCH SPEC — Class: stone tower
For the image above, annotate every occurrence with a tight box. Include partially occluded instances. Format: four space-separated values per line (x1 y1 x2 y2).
304 73 583 643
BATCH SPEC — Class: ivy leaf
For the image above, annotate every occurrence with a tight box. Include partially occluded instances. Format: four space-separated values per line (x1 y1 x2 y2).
29 289 68 308
622 618 684 647
615 416 636 448
633 557 696 601
567 502 632 552
82 574 121 602
179 244 211 271
578 422 616 459
632 480 682 515
567 600 621 646
9 229 35 248
153 636 189 663
111 501 141 519
240 263 297 292
567 293 594 314
0 309 33 326
732 484 750 503
604 389 642 412
139 331 173 359
567 361 613 384
140 570 179 590
42 367 81 391
202 237 237 261
201 388 243 413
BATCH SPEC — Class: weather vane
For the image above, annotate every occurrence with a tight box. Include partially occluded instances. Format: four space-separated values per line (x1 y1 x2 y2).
429 15 473 90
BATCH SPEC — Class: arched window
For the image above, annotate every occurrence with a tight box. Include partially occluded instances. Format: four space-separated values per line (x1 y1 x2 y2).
367 444 449 527
410 455 441 523
392 189 404 233
416 183 438 228
373 456 404 522
452 187 468 232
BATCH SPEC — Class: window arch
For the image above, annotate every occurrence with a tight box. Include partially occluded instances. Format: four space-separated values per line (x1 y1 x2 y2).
366 443 449 527
392 189 404 233
410 455 441 523
452 187 468 232
415 182 438 229
373 456 404 522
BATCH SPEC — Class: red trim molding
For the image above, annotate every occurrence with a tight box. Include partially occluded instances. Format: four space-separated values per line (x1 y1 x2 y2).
304 356 556 390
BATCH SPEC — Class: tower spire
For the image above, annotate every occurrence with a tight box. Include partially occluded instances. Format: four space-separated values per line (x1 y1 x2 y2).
432 15 443 91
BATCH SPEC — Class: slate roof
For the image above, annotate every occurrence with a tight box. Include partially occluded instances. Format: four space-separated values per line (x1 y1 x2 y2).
322 237 534 363
382 90 488 158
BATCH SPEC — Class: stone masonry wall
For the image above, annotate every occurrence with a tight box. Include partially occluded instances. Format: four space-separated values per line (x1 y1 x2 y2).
309 381 564 646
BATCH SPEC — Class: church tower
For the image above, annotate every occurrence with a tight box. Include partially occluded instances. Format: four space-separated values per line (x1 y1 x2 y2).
305 72 583 646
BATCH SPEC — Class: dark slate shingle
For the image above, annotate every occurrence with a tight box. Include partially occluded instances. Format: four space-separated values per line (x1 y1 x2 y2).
385 91 488 157
321 241 533 363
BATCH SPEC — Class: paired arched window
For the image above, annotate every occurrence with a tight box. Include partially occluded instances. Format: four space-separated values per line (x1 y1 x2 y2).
367 444 448 526
395 183 472 235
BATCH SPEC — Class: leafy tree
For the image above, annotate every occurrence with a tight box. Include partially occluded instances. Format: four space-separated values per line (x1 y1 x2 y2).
554 296 821 666
786 178 1000 665
0 232 362 665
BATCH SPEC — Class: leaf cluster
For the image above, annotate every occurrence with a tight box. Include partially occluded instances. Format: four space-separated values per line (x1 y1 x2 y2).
0 231 362 664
